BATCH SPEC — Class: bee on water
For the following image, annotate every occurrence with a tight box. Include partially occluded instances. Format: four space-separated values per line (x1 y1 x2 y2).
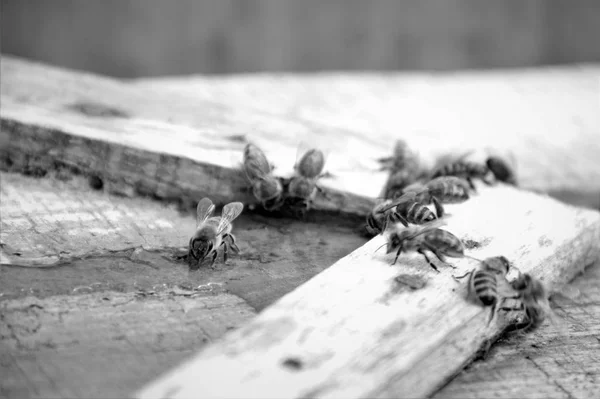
499 272 565 334
454 256 513 326
188 197 244 270
385 219 468 272
242 143 285 211
285 145 328 216
431 151 493 191
378 140 425 199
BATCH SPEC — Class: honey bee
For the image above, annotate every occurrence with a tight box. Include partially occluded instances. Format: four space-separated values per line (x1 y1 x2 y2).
285 146 328 215
242 143 285 211
188 197 244 270
385 219 467 272
378 140 425 199
366 199 402 236
431 151 492 191
373 191 439 232
401 176 471 218
499 272 562 334
454 256 513 326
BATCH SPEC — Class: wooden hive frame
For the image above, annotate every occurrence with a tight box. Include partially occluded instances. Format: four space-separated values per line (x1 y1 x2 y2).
1 55 600 398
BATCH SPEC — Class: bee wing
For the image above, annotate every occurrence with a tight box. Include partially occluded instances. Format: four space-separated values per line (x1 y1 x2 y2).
378 191 419 213
294 140 329 177
242 143 273 183
196 198 216 226
407 218 448 239
217 202 244 234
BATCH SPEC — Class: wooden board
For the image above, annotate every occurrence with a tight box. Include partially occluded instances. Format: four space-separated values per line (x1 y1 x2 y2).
0 290 256 399
136 65 600 206
0 56 376 216
0 171 366 399
136 184 600 399
434 260 600 399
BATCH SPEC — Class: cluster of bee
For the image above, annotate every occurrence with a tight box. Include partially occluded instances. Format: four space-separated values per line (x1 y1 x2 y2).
371 140 556 334
242 143 328 217
187 142 328 269
187 138 556 335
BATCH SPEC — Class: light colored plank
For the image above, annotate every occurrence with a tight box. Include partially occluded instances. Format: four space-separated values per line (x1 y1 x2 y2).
136 184 600 399
434 260 600 399
136 65 600 205
0 290 257 399
0 55 376 216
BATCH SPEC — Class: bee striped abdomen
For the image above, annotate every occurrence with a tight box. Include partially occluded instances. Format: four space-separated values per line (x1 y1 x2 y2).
472 271 498 306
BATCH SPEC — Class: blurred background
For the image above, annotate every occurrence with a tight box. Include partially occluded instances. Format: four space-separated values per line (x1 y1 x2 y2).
2 0 600 78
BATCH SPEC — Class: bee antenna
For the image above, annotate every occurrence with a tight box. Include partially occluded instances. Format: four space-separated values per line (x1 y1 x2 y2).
464 255 482 262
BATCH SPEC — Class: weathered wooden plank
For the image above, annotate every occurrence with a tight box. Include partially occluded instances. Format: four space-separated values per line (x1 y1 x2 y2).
136 184 600 399
0 290 256 399
435 260 600 399
136 65 600 206
0 55 378 215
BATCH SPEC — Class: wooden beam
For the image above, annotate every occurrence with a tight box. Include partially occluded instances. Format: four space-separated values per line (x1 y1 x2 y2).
0 56 375 216
135 184 600 399
136 65 600 206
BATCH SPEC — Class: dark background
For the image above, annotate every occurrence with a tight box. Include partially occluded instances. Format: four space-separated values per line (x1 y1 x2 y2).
2 0 600 78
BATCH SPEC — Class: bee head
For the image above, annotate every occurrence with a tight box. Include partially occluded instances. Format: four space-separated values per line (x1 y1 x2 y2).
191 237 213 260
254 176 283 200
486 156 516 185
386 231 405 253
496 256 511 274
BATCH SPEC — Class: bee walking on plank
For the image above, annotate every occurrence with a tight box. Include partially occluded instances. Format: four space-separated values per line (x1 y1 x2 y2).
377 140 425 199
453 256 513 326
401 176 471 218
369 191 439 234
285 145 328 216
385 219 469 272
499 272 565 334
431 151 493 191
188 197 244 270
242 143 285 211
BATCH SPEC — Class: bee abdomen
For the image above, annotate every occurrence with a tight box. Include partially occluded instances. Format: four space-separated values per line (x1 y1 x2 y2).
473 272 498 306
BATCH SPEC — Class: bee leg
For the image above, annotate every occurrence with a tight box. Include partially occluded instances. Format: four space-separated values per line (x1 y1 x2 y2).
209 251 218 269
391 245 403 266
431 196 444 218
395 213 409 228
417 249 439 272
227 234 240 253
431 250 456 269
467 177 477 192
486 305 498 327
452 269 472 282
220 241 228 263
316 185 331 201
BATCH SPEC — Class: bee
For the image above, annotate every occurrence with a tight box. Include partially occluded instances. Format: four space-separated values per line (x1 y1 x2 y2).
188 197 244 270
499 272 559 334
242 143 285 211
385 219 467 272
431 151 492 191
401 176 471 218
371 191 439 233
377 140 425 199
285 146 328 215
486 155 518 186
453 256 513 326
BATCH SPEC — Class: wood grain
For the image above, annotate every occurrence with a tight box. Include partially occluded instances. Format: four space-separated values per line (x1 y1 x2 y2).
0 56 375 216
434 260 600 399
136 64 600 205
0 290 256 399
136 184 600 399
